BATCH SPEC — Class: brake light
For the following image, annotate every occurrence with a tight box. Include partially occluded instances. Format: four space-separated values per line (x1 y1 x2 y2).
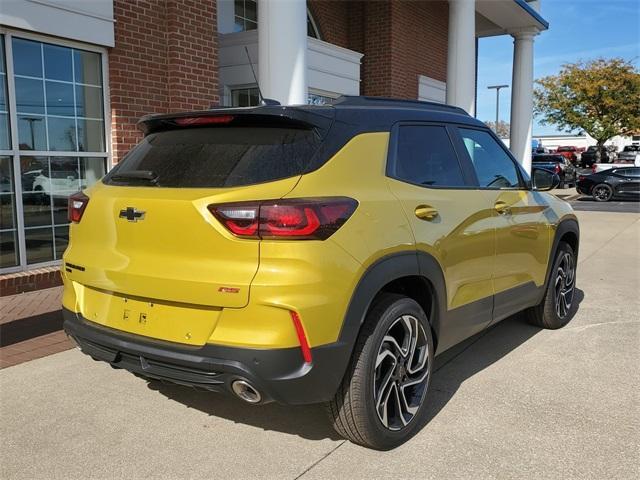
174 115 234 126
554 164 561 174
290 311 312 364
209 197 357 240
67 192 89 223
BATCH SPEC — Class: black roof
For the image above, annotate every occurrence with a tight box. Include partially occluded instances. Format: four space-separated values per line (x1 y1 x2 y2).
139 95 485 134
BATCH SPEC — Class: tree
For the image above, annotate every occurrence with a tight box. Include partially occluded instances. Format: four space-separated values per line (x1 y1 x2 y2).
534 58 640 156
484 120 510 138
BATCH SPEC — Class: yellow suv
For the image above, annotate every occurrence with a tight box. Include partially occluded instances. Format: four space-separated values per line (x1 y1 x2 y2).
62 96 579 450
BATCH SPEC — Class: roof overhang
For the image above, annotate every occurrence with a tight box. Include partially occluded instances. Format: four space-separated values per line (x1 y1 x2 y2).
476 0 549 38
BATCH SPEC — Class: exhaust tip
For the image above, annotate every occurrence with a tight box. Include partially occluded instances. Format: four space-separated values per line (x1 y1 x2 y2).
231 380 262 404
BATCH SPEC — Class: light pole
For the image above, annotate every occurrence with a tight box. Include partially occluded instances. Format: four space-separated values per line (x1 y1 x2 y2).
487 84 509 135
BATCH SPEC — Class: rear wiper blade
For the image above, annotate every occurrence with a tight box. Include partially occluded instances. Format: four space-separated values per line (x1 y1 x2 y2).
110 170 159 185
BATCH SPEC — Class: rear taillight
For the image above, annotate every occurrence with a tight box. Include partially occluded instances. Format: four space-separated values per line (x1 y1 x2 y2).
174 115 234 126
554 164 561 174
578 175 585 182
592 165 597 173
67 192 89 223
208 197 358 240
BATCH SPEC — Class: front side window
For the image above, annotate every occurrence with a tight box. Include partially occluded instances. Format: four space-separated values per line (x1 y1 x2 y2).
459 128 522 189
391 125 466 187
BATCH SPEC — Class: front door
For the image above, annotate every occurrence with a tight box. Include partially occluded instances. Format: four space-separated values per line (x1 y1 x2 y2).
386 123 495 353
456 127 552 322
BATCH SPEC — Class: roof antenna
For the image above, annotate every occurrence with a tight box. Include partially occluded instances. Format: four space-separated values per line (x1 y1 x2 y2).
244 46 280 106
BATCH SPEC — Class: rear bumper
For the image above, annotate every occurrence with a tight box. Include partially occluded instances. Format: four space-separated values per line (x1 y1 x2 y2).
63 308 352 405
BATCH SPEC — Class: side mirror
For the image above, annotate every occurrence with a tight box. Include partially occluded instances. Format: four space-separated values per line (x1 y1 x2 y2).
531 168 560 191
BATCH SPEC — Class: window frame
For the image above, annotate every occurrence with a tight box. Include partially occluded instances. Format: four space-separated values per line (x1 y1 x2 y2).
452 125 531 191
0 27 111 274
385 121 478 190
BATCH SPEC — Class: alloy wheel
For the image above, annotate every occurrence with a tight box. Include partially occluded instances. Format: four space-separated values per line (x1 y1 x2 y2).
373 315 430 431
593 184 612 202
554 251 575 319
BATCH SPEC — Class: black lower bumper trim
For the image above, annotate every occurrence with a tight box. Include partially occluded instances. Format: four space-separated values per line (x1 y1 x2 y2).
63 308 352 405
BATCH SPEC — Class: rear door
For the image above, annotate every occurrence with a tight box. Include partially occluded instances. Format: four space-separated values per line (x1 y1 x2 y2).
64 122 321 345
456 127 551 322
385 123 495 352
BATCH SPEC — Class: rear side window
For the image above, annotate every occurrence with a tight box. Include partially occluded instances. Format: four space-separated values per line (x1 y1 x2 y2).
392 125 466 187
615 168 640 177
105 126 320 188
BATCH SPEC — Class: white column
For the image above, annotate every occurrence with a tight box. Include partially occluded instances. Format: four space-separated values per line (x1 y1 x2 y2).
258 0 308 105
446 0 476 115
509 28 538 173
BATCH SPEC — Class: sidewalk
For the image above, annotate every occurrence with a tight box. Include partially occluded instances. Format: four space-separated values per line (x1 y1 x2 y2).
0 286 71 369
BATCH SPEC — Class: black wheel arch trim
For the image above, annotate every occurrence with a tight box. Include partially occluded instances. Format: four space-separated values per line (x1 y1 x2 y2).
333 251 447 383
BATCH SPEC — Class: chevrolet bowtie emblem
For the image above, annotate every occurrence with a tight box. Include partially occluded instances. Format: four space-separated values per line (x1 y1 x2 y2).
119 207 146 222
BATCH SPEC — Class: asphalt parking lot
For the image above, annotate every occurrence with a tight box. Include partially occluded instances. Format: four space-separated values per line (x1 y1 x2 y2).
1 208 639 480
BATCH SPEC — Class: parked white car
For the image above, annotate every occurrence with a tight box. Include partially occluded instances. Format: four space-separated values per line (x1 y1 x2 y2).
23 169 85 198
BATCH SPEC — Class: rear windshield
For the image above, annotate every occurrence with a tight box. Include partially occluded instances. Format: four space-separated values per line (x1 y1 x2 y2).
104 126 321 188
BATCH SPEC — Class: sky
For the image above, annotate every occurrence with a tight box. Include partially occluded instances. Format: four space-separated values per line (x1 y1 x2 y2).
476 0 640 136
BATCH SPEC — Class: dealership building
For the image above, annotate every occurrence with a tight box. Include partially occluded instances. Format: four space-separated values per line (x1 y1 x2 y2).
0 0 547 287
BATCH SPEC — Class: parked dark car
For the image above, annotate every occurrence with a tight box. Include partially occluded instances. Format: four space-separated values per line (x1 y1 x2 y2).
532 154 576 188
576 167 640 202
581 145 616 168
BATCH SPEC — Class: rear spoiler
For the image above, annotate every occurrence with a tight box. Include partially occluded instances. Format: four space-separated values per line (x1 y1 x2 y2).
137 106 335 138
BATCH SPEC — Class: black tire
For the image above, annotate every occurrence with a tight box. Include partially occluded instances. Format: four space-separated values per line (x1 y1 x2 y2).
592 183 613 202
326 293 434 450
527 242 577 329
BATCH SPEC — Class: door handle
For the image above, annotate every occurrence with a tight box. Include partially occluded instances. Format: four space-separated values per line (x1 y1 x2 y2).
494 200 512 216
415 205 439 221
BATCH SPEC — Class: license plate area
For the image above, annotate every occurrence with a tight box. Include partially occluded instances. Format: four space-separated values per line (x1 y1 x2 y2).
78 285 221 346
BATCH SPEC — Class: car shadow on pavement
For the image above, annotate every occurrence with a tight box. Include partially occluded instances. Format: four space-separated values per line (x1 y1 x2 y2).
148 288 584 443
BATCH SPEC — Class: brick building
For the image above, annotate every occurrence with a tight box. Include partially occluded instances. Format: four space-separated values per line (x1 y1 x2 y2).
0 0 547 282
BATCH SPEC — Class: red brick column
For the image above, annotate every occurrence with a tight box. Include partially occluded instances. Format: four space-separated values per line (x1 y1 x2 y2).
109 0 219 164
166 0 219 112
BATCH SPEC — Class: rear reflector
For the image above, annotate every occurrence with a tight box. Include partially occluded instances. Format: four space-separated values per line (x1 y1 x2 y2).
208 197 357 240
290 311 312 364
68 192 89 223
174 115 234 126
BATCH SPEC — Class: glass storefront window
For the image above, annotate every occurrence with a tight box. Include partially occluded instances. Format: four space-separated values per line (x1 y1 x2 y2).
20 156 105 263
0 156 18 268
12 37 105 153
1 33 108 271
0 38 10 150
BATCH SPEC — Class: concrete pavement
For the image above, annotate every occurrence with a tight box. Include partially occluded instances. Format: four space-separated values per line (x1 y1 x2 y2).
1 209 639 480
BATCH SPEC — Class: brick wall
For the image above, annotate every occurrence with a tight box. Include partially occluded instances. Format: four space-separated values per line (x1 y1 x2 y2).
389 0 448 97
308 0 349 48
310 0 449 100
109 0 219 163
